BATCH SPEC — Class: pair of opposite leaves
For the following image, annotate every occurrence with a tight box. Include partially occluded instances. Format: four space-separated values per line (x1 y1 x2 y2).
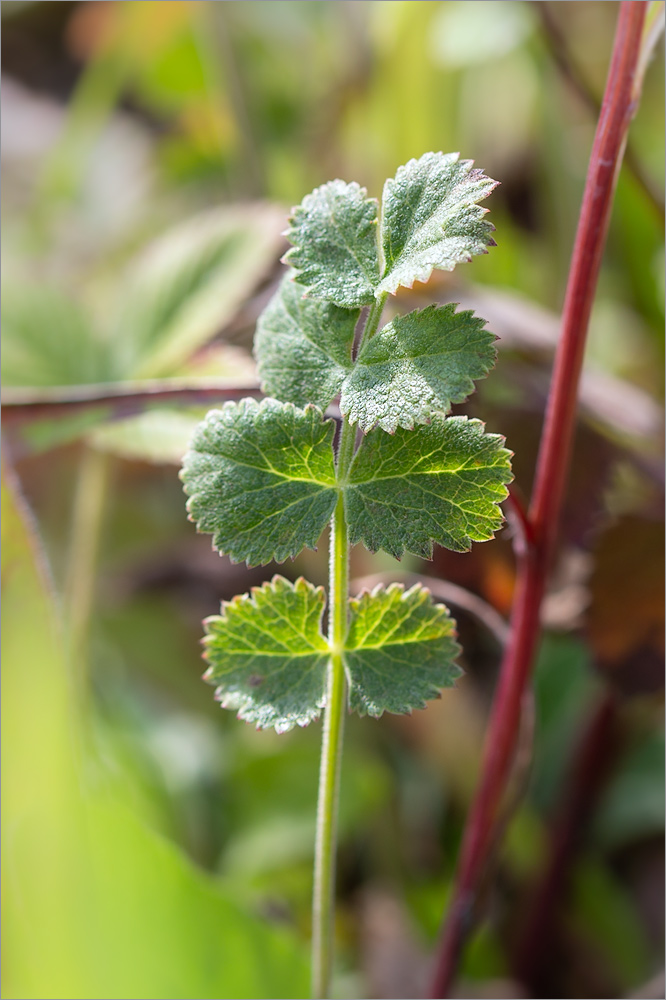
181 152 513 731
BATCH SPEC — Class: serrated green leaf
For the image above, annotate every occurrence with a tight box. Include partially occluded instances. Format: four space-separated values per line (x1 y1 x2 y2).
203 575 329 732
282 180 380 308
281 155 496 309
340 304 496 433
344 415 512 559
345 583 461 717
181 398 337 566
377 152 497 296
254 275 357 409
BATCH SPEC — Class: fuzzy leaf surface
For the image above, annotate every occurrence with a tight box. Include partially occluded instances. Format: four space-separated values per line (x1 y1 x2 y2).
203 576 329 732
345 415 512 559
181 398 337 566
254 276 357 409
282 180 380 308
345 584 461 717
340 304 496 432
377 152 497 296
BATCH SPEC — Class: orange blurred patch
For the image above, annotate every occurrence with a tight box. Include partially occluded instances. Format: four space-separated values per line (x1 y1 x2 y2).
482 552 516 617
587 516 665 669
66 0 202 62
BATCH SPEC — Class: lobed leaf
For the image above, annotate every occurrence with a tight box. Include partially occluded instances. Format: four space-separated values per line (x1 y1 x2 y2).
345 583 461 717
340 303 497 433
281 153 496 308
254 276 357 409
281 180 381 308
345 415 513 559
203 576 329 732
181 398 337 566
377 152 498 296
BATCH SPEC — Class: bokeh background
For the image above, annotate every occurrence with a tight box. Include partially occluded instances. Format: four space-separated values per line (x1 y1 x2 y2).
2 3 664 998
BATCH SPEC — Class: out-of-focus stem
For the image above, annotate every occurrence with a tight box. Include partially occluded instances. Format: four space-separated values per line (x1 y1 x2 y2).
513 691 620 994
64 445 108 705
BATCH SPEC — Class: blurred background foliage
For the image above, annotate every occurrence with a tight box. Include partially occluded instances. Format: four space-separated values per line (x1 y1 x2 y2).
1 3 664 998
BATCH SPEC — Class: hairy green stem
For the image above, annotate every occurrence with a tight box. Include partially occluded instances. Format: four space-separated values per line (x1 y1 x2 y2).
312 491 349 999
360 291 389 349
311 294 386 997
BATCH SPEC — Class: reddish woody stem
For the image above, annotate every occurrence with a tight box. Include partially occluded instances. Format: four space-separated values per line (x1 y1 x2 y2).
430 4 648 995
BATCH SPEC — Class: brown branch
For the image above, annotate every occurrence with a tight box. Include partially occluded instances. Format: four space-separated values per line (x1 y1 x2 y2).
1 379 262 425
429 4 649 995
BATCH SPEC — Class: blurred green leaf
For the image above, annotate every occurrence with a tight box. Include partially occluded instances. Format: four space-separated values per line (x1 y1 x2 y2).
1 467 309 999
593 728 665 850
22 407 114 454
89 408 203 465
115 204 284 378
429 1 533 67
222 727 391 880
3 203 282 463
1 285 117 387
569 860 652 990
530 636 601 812
3 205 281 391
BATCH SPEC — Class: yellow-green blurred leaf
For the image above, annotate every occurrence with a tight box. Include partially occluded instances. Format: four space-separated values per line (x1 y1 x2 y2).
1 466 309 999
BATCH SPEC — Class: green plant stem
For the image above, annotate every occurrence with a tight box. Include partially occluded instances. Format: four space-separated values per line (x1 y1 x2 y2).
312 491 349 1000
311 294 386 998
361 291 389 348
64 444 108 707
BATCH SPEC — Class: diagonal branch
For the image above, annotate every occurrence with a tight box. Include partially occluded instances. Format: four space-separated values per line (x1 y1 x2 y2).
1 378 262 425
429 4 650 995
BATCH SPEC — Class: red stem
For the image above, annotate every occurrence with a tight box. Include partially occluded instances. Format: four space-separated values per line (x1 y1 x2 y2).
429 4 648 995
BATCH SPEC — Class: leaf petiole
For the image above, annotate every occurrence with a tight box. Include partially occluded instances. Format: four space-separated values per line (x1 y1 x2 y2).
181 151 509 998
311 492 348 999
311 292 386 998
